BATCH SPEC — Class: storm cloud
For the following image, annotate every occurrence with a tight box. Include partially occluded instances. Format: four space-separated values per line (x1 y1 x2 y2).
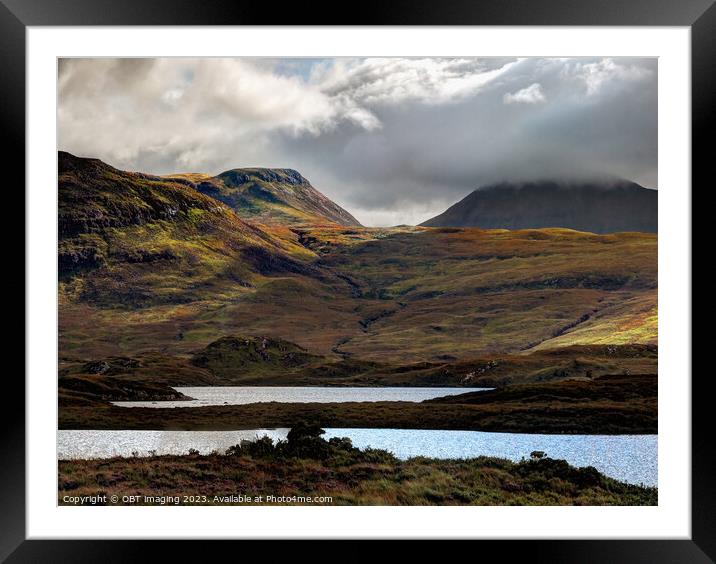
58 57 657 226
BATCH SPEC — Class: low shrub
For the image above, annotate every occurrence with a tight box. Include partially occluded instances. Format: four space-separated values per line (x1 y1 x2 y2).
224 422 396 463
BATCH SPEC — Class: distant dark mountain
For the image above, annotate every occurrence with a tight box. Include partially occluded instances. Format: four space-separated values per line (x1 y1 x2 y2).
167 167 361 227
421 180 657 234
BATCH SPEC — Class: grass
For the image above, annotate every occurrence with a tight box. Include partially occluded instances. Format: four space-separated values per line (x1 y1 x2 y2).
58 432 657 506
59 341 656 388
58 155 657 363
318 228 656 361
59 154 657 364
60 222 656 363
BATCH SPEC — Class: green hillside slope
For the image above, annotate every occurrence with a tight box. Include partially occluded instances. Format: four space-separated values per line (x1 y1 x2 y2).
166 167 361 227
58 154 657 375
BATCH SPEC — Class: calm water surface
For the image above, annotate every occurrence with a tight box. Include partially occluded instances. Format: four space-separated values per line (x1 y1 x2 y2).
113 386 490 408
57 428 657 486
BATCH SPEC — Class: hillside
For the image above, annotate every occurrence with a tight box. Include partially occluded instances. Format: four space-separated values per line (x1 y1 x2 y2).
58 151 319 310
59 339 656 393
316 227 657 361
421 180 657 234
167 167 361 227
58 154 657 373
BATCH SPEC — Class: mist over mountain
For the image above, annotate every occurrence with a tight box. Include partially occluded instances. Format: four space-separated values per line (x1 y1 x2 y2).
421 180 657 234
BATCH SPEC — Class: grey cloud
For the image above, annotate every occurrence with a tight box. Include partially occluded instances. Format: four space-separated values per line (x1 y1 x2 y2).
58 57 657 226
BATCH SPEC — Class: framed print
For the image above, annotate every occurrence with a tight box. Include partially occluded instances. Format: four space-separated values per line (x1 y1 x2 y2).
7 0 711 560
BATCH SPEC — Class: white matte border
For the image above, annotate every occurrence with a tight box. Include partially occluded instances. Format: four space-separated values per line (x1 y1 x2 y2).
27 26 690 539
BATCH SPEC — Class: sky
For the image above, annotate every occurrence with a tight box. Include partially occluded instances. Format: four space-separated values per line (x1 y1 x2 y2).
58 57 657 227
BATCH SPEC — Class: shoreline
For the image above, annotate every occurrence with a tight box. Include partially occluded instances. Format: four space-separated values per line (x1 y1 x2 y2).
59 374 657 435
59 399 657 434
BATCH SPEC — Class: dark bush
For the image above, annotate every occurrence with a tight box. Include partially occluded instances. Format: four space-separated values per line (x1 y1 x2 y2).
226 436 276 458
274 421 330 459
286 421 325 442
225 423 397 463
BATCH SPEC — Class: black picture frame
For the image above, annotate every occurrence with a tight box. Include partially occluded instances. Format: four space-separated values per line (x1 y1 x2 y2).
5 0 710 560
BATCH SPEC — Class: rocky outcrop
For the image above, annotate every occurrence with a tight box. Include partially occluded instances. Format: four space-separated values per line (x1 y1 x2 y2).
218 168 308 187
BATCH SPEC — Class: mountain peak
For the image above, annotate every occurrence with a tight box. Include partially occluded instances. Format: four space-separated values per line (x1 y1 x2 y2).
421 179 657 234
197 167 361 227
60 151 361 228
